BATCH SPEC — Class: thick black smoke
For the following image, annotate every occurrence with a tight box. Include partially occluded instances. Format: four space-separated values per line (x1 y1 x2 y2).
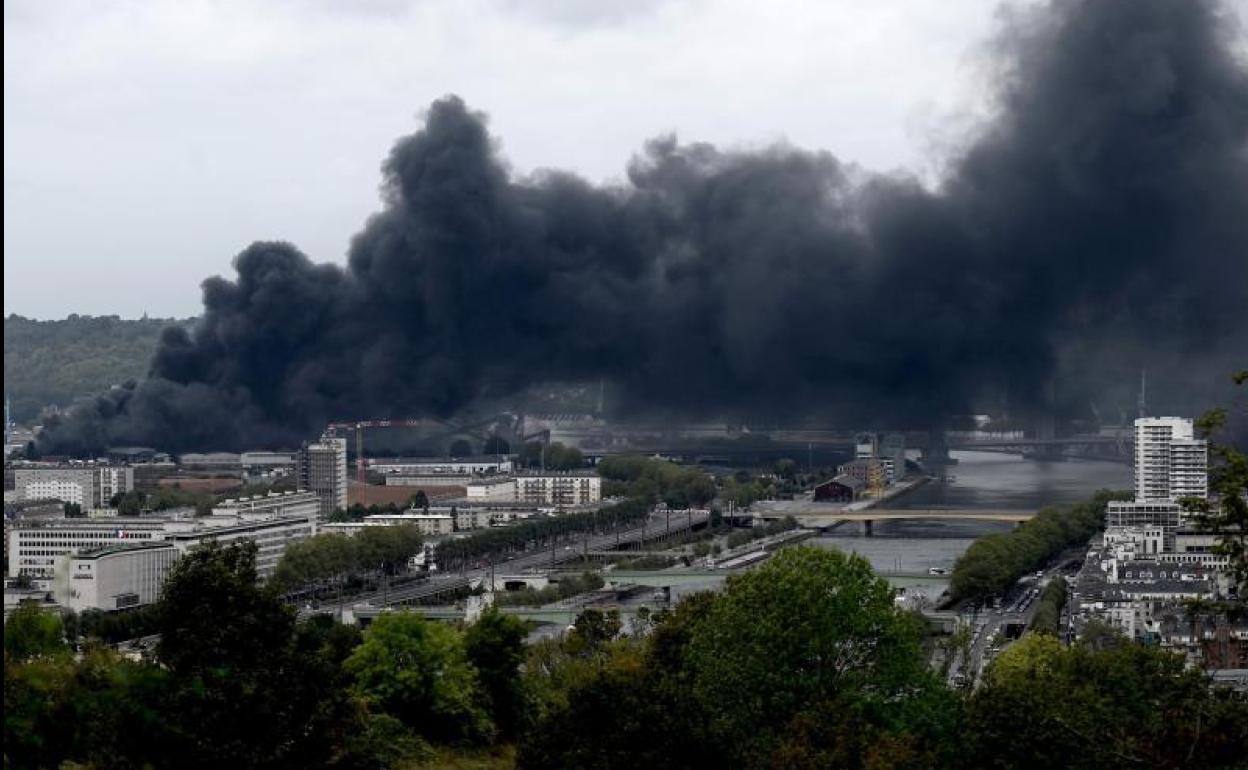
40 0 1248 454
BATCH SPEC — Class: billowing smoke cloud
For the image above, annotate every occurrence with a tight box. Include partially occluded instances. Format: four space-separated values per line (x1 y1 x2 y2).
39 0 1248 454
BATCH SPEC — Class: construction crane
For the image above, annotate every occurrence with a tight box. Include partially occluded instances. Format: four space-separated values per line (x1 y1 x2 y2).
325 419 428 485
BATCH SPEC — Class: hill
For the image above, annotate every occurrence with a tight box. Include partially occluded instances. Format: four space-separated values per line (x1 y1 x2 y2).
3 314 192 424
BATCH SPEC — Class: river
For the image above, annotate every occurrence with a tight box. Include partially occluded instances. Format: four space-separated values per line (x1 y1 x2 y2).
811 450 1133 598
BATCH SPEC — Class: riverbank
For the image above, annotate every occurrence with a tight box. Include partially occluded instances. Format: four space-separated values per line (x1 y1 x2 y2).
844 474 930 511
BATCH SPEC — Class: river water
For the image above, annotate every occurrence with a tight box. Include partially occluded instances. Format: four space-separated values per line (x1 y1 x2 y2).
811 450 1133 598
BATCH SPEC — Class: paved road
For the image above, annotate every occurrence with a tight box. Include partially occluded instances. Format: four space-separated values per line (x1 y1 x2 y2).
949 560 1070 687
300 511 708 618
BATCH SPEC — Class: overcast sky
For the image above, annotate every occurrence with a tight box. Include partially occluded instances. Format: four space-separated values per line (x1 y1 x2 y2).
4 0 1066 319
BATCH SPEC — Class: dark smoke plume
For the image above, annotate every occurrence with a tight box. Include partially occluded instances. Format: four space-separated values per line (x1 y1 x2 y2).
40 0 1248 454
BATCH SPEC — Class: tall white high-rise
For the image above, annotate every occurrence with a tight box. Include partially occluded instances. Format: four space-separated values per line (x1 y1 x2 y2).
1133 417 1207 501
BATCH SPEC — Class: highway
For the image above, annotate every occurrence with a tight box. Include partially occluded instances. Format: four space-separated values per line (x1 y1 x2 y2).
300 510 709 617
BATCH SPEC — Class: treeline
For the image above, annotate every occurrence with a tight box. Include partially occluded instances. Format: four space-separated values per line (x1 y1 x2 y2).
329 493 428 523
1029 578 1068 635
3 314 191 423
4 542 530 769
6 543 1247 769
949 490 1129 603
597 456 717 508
436 498 651 572
724 515 798 549
110 487 218 516
515 548 1248 770
270 526 424 594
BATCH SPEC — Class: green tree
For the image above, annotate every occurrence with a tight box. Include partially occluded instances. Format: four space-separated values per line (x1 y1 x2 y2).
964 633 1248 769
4 602 68 661
685 547 952 764
464 607 530 739
345 612 494 745
1186 369 1248 592
152 541 355 768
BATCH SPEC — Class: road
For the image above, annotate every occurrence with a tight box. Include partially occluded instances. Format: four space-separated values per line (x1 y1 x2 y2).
300 510 709 618
946 558 1072 687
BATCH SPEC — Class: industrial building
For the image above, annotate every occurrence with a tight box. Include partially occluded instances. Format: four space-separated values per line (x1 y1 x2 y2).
369 456 513 476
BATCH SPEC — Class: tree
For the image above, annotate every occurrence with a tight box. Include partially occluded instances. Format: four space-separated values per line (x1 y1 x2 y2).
684 547 952 764
345 611 494 745
151 541 357 768
411 489 430 511
464 607 530 739
963 633 1248 769
62 502 84 518
1186 369 1248 593
4 602 68 661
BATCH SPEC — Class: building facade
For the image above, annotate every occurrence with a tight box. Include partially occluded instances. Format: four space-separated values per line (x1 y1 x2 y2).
1134 417 1207 501
369 457 513 476
9 511 315 587
60 542 179 612
14 466 135 509
466 477 517 502
514 471 602 505
299 436 347 519
212 490 321 521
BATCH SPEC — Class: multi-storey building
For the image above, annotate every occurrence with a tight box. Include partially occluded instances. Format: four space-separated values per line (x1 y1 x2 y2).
14 466 135 510
212 490 321 521
61 542 179 612
10 511 316 587
514 471 602 505
299 436 347 519
1134 417 1207 501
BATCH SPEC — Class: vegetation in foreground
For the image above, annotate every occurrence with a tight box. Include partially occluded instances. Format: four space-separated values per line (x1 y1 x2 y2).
6 541 1247 770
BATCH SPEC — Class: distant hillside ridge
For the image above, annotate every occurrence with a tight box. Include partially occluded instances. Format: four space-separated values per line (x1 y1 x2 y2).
4 314 195 424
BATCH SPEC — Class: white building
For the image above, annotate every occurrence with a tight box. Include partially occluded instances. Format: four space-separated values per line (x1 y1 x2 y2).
240 451 298 468
9 518 168 581
161 513 316 578
515 471 602 505
370 457 513 476
213 490 321 521
466 477 517 502
9 511 316 588
362 513 455 536
60 542 179 612
299 436 347 519
14 466 135 510
1106 500 1183 528
1134 417 1207 501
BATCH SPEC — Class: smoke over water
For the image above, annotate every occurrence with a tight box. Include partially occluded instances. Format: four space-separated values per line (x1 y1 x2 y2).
39 0 1248 454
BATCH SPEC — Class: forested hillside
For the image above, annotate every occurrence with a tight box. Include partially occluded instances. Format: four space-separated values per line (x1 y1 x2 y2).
3 315 191 423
